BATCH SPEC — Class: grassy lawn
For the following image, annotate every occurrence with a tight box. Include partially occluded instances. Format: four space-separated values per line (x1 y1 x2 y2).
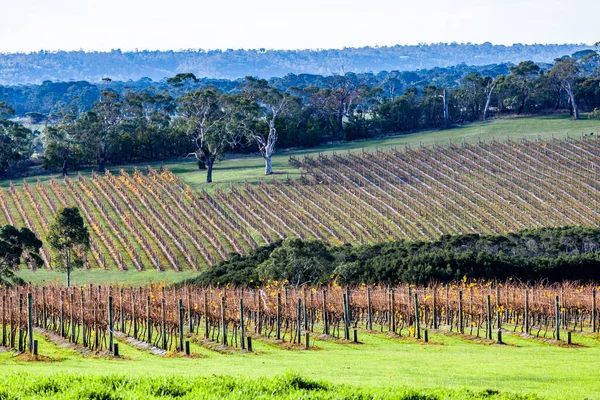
15 269 200 286
0 330 599 399
3 114 600 193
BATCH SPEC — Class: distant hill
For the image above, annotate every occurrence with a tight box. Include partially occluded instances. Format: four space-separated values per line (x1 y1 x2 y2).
0 43 592 85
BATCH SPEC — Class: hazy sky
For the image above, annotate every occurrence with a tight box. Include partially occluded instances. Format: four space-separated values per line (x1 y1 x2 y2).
1 0 599 52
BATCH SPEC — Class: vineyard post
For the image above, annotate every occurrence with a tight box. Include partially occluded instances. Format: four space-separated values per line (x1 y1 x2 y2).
81 290 86 347
458 290 463 334
119 288 124 332
132 292 137 339
161 297 167 350
9 296 14 349
486 295 492 340
297 298 302 344
42 287 46 330
221 296 227 346
239 298 245 350
146 295 152 343
367 287 372 331
390 288 396 334
445 284 450 326
108 296 114 352
70 292 75 343
524 290 529 334
496 286 501 330
27 293 33 353
414 292 420 339
593 288 597 333
187 286 192 333
343 294 350 341
1 295 5 347
60 290 65 338
276 292 281 340
346 287 352 322
432 286 437 330
555 296 560 341
18 293 23 352
178 299 184 352
322 290 328 335
204 291 209 339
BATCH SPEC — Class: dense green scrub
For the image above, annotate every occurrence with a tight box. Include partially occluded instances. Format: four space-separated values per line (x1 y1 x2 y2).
184 226 600 287
0 373 543 399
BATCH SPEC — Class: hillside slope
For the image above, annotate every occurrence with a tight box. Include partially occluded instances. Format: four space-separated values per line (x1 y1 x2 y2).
2 137 598 278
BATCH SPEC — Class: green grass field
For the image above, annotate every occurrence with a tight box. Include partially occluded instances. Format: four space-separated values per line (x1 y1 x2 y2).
1 329 599 399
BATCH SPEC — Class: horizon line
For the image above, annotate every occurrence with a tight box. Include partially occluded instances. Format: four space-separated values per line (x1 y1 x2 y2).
0 41 594 55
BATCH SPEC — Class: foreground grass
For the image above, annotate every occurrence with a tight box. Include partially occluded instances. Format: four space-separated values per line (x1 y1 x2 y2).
1 330 599 399
4 114 600 192
0 373 540 400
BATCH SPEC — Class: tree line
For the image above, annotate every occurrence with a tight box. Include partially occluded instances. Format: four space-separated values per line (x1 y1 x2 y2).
184 226 600 287
1 50 600 181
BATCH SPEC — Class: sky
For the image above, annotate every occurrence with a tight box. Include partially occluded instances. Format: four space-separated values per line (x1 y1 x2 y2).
1 0 599 53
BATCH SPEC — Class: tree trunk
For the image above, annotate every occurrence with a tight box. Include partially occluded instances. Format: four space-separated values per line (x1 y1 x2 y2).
336 111 344 138
442 88 449 129
265 156 273 175
66 250 71 288
61 157 68 177
206 157 215 183
197 159 206 170
98 133 107 172
483 83 496 121
568 87 579 120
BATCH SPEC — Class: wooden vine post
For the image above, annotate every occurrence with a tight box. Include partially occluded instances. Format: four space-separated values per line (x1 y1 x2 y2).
146 295 152 343
108 295 114 352
432 286 437 330
296 298 302 344
81 289 86 347
221 296 227 346
555 296 560 341
276 292 281 340
70 292 75 343
524 289 529 334
239 298 245 350
178 299 184 352
204 291 209 339
343 293 350 340
592 288 597 333
486 295 492 340
458 290 463 334
161 295 167 350
367 287 372 331
322 290 328 335
414 292 420 339
27 292 33 353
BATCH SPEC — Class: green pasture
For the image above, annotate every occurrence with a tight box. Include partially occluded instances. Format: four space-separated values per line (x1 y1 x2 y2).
0 329 599 399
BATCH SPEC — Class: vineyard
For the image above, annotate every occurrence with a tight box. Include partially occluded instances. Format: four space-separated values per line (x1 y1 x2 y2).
0 136 598 274
2 282 599 356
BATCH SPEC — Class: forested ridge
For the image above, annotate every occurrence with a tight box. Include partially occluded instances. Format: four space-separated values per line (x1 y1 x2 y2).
0 43 592 84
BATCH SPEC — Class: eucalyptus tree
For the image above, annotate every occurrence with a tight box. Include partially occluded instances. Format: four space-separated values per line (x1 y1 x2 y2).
177 88 241 183
508 61 541 114
0 102 34 175
0 225 42 281
93 90 124 172
549 57 582 119
241 77 294 175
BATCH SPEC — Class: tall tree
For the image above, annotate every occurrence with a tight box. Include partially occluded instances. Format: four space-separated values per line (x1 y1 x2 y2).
0 225 42 282
550 57 581 119
508 61 541 114
177 89 241 183
93 90 123 172
242 77 293 175
47 207 90 287
0 102 34 175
